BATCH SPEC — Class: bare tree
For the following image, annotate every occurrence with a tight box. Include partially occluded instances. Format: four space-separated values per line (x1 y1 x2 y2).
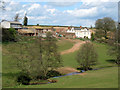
14 13 19 22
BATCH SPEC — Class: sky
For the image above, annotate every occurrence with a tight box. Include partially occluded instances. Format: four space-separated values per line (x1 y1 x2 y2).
0 0 119 27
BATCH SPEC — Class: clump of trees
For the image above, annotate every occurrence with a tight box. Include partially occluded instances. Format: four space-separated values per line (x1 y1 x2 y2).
95 17 116 40
76 41 98 71
108 27 120 64
12 32 62 85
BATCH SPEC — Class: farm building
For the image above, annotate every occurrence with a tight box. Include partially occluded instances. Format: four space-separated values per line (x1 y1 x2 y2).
67 26 91 39
0 20 22 30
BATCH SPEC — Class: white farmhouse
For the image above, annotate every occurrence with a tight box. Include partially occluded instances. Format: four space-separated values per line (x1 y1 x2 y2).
67 27 91 39
0 20 22 29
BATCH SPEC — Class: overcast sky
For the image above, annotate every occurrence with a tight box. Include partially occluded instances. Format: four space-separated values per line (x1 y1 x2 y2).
0 0 119 27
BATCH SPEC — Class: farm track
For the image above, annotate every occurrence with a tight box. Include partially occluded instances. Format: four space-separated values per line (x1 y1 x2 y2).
60 39 85 55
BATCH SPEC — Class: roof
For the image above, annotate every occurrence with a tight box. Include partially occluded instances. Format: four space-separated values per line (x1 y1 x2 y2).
18 29 35 34
74 27 81 30
26 26 52 29
1 20 22 24
9 21 22 24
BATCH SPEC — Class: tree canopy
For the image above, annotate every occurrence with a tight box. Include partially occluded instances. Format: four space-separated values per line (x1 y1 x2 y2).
76 42 98 71
23 15 28 26
95 17 116 39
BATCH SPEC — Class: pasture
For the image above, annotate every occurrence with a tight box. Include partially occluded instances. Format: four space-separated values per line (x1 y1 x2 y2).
2 38 118 88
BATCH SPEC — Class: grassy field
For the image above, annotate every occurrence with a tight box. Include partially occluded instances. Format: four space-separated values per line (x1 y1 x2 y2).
61 42 117 68
2 39 118 88
13 67 118 88
57 39 74 52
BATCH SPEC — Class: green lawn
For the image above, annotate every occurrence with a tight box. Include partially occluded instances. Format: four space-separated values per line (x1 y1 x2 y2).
61 42 117 68
57 39 74 52
2 40 118 88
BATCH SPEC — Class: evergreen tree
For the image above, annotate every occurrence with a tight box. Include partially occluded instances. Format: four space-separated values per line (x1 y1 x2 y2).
91 33 95 41
23 14 28 26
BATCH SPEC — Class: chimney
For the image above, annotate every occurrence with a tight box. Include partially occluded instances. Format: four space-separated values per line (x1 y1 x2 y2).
80 26 82 29
68 27 70 29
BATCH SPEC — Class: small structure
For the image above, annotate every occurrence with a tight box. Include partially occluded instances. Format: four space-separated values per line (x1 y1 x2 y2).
67 26 91 39
18 28 36 36
0 20 22 30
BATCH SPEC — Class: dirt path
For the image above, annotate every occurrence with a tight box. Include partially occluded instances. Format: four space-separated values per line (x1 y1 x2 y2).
56 67 80 74
60 40 85 55
56 67 87 76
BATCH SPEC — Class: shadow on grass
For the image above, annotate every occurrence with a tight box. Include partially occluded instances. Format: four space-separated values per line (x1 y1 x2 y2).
106 59 116 64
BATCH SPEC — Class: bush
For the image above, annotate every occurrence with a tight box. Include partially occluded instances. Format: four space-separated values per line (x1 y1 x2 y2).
36 76 48 80
36 70 62 80
46 70 62 78
2 28 17 42
17 73 31 85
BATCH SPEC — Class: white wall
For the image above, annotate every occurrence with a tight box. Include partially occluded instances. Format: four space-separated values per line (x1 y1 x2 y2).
67 27 91 39
1 21 10 28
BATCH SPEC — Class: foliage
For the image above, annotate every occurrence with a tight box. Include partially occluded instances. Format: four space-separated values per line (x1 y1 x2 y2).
2 28 17 42
76 42 98 71
90 25 93 29
10 33 62 82
94 30 104 39
46 70 62 78
91 33 95 41
2 38 117 87
23 15 28 26
45 32 63 69
14 13 19 22
17 73 31 85
108 30 120 64
17 67 118 88
95 17 116 39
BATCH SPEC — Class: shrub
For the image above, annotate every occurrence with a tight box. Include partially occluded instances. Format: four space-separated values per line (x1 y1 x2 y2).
17 73 31 85
46 70 62 78
36 70 62 80
2 28 17 42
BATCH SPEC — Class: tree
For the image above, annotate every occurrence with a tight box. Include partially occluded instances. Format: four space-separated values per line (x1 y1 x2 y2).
108 28 120 64
23 14 28 26
11 32 62 81
94 30 105 39
76 41 98 71
14 13 19 22
95 17 116 39
91 33 95 41
90 25 93 29
45 32 62 70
